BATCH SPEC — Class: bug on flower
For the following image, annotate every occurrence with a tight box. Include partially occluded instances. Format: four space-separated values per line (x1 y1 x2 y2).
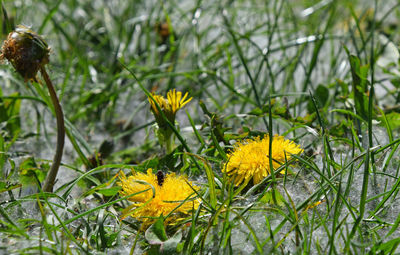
156 170 165 186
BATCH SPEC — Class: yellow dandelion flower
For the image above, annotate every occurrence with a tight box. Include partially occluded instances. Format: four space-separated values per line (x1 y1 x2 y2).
166 89 192 116
222 135 303 186
148 93 166 116
147 89 192 153
118 169 199 227
148 89 192 124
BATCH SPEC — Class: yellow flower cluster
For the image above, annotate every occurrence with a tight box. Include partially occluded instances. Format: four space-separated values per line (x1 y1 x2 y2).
148 89 192 126
223 135 303 186
148 89 192 153
118 169 199 227
166 89 192 115
148 94 166 116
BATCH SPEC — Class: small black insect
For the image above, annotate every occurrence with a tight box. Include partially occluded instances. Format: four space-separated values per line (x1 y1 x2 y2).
156 170 165 186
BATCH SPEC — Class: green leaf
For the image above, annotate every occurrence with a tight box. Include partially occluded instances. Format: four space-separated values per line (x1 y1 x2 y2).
0 92 22 137
223 132 249 141
390 78 400 88
386 211 400 238
145 216 168 243
295 113 316 125
0 181 21 193
19 157 48 186
247 107 263 116
161 231 182 254
307 84 329 111
372 238 400 254
4 93 21 135
136 157 160 172
329 121 349 137
0 134 5 177
345 49 370 121
316 85 329 106
260 189 285 206
96 186 121 196
337 79 349 96
145 216 182 255
379 112 400 130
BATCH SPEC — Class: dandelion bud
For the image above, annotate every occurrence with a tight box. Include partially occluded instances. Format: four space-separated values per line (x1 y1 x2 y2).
1 25 50 81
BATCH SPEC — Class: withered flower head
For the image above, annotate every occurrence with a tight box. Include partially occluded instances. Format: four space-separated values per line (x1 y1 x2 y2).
1 25 50 81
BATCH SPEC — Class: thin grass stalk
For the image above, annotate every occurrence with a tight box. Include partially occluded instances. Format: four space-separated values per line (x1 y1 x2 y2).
368 0 377 177
328 171 342 255
222 11 270 132
268 95 277 203
297 2 336 116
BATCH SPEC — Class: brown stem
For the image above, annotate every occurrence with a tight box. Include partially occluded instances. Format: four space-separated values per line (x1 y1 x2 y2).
40 66 65 192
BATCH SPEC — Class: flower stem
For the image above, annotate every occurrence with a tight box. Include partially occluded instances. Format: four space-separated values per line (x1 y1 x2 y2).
40 66 65 192
165 133 175 154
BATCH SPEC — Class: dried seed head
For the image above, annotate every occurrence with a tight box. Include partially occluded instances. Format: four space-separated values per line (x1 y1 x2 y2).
1 25 50 81
156 22 171 41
